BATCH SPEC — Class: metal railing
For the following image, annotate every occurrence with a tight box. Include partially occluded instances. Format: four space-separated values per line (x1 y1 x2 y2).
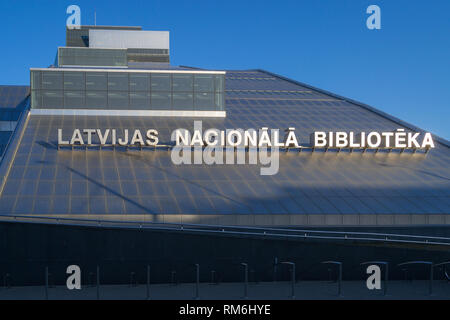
0 213 449 247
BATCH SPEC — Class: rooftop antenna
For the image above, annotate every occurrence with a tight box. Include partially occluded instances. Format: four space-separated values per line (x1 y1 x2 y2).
94 11 97 26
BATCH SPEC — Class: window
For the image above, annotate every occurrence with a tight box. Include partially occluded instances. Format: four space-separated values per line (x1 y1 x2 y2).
173 92 193 110
86 72 107 90
31 70 225 112
195 92 214 110
42 90 63 108
129 92 150 109
86 91 107 108
151 92 171 109
129 73 150 92
64 91 85 108
151 74 171 91
108 73 129 91
42 72 63 90
194 75 214 92
64 72 85 90
172 74 193 92
108 92 129 109
31 71 41 90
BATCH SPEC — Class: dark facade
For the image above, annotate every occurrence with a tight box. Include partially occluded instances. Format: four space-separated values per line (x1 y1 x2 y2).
1 221 449 286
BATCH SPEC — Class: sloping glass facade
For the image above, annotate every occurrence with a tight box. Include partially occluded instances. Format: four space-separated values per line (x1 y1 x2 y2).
2 70 449 225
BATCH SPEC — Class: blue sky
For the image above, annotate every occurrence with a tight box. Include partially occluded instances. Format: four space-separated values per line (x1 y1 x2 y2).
0 0 449 139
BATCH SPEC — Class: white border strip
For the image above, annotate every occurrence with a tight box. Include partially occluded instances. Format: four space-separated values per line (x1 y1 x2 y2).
30 67 226 75
30 109 226 117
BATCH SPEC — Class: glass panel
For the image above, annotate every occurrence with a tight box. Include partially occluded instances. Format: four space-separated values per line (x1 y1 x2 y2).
215 92 224 111
108 92 129 109
31 90 41 108
64 91 85 108
195 92 214 110
129 92 150 109
31 71 41 90
173 92 193 110
215 75 224 92
64 72 84 90
41 72 63 90
151 74 171 91
108 73 129 91
172 74 193 92
59 47 127 67
86 72 107 90
194 75 214 92
42 90 63 108
129 73 150 92
151 92 171 109
86 91 107 108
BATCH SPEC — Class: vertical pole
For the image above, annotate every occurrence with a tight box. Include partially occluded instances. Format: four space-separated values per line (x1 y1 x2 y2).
273 257 278 283
96 265 100 300
146 265 150 300
384 263 388 296
45 267 49 300
291 264 295 299
244 265 248 299
337 263 342 296
194 264 199 300
429 265 433 296
241 263 248 299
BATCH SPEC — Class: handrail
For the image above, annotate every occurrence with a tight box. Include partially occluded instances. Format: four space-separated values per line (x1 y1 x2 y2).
0 213 449 246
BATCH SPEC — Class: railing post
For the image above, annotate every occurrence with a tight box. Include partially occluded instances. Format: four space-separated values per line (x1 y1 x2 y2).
194 264 200 300
281 262 295 299
384 263 389 296
146 265 150 300
429 264 433 296
171 271 177 286
397 261 433 296
45 267 49 300
291 264 295 299
322 261 342 297
338 263 342 296
240 263 248 299
96 265 100 300
273 257 278 283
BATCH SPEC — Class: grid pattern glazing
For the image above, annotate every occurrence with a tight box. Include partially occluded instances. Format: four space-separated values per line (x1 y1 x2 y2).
30 70 225 111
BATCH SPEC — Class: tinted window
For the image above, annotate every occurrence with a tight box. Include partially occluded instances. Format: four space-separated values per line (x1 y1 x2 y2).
151 74 171 91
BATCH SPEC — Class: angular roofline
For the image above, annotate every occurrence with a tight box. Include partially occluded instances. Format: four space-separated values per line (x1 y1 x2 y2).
256 69 450 148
